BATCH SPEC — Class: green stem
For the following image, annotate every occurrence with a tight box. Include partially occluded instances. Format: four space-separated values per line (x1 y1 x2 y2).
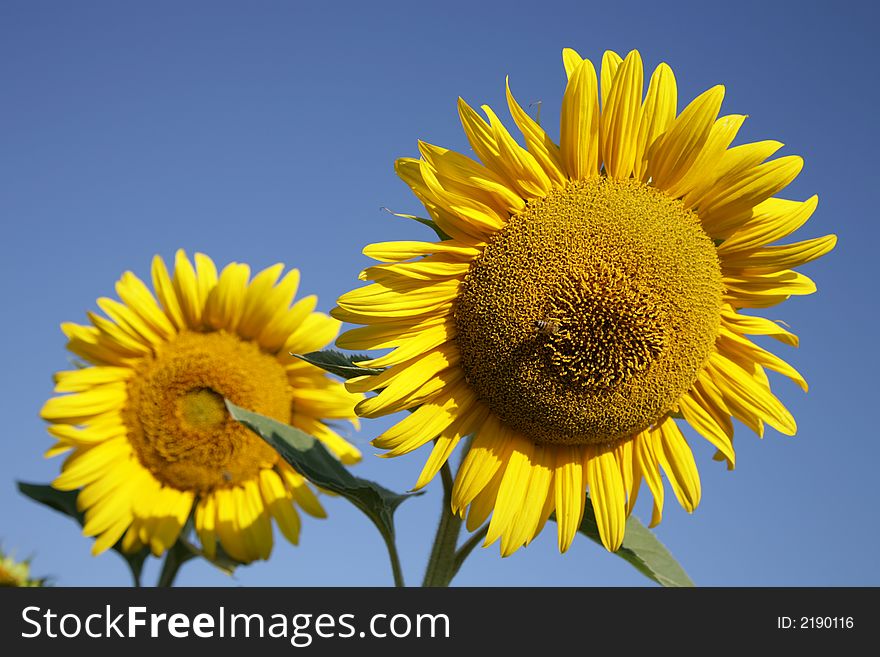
421 463 463 587
451 523 488 579
156 541 191 587
382 531 406 588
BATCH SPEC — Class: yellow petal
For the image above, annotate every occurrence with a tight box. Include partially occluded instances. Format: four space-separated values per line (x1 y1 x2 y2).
77 458 139 509
335 315 447 350
724 269 816 309
335 277 460 316
277 463 327 518
465 468 503 531
151 254 185 330
634 430 665 527
482 105 552 198
372 378 472 455
355 321 455 368
44 442 72 458
451 414 511 513
721 234 836 274
91 510 133 556
457 98 534 198
41 383 127 424
418 159 508 235
287 380 359 422
717 196 819 254
615 439 638 516
698 156 804 232
600 50 623 108
236 264 290 340
291 414 361 465
82 483 133 536
86 312 152 357
215 488 248 562
283 312 340 355
354 367 461 419
647 85 724 191
61 322 131 366
634 63 677 181
684 140 784 210
562 47 583 79
203 262 250 331
193 252 218 309
677 388 736 467
48 415 126 446
560 57 600 180
669 114 746 201
485 434 534 548
717 327 807 391
114 271 176 340
413 398 490 490
362 239 482 263
195 494 217 560
346 343 459 394
600 50 643 179
505 77 567 185
655 418 701 513
259 469 301 546
706 353 796 435
720 306 798 347
172 249 202 329
419 140 525 214
500 444 553 557
697 370 764 438
260 294 319 354
96 297 164 349
395 158 490 244
554 445 586 553
585 446 626 551
53 366 132 393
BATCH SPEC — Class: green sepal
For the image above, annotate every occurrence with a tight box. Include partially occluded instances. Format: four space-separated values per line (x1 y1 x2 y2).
294 349 384 379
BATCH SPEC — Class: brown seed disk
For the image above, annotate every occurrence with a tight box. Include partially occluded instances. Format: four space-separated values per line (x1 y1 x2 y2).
124 330 292 492
454 177 723 445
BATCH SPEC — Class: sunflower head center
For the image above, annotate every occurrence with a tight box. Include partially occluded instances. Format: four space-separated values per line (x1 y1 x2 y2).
124 330 292 492
454 177 723 446
178 387 227 431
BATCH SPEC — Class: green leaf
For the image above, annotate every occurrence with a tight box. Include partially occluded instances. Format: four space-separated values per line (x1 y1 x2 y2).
17 481 151 586
381 207 451 241
571 500 695 587
295 349 384 379
226 401 417 547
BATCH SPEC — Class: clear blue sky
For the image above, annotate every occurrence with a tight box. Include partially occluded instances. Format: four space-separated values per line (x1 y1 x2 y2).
1 0 876 587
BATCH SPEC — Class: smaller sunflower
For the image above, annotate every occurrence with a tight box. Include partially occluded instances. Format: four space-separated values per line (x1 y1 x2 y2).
41 250 362 563
0 548 46 587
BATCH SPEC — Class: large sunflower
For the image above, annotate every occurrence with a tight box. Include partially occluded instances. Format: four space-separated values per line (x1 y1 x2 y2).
334 49 835 556
41 250 362 563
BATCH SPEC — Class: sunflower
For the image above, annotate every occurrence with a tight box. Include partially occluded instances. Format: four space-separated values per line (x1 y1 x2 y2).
334 49 835 556
41 250 362 563
0 549 45 587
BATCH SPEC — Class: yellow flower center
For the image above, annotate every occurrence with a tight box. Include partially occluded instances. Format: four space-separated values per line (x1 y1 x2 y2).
454 177 723 445
124 330 291 492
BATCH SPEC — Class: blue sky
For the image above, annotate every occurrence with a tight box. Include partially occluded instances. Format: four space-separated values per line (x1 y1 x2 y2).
1 0 876 587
